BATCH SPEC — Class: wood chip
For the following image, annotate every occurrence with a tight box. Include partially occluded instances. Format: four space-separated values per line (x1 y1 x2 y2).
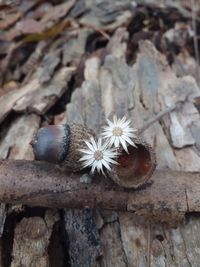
0 114 40 160
0 67 75 123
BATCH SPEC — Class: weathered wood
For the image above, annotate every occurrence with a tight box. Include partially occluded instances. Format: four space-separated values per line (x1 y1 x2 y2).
0 113 41 245
1 1 200 265
64 28 131 267
64 209 101 267
63 34 200 266
99 220 128 267
0 114 40 160
0 114 58 267
0 67 75 123
0 159 200 225
132 41 200 171
10 210 59 267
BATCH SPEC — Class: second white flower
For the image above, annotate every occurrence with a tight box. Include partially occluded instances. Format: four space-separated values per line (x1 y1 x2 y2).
102 115 137 153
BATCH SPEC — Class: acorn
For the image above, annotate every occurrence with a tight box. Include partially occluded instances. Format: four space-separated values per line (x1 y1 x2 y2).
31 123 95 172
107 137 157 189
31 122 156 189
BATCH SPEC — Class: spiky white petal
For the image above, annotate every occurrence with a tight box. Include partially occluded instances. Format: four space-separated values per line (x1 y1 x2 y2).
102 116 137 152
79 137 118 175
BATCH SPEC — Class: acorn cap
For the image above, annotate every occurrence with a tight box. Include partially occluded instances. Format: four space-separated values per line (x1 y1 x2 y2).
61 124 95 171
107 137 157 189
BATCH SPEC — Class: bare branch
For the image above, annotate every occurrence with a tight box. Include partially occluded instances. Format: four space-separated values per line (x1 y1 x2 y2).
138 100 185 134
0 159 200 224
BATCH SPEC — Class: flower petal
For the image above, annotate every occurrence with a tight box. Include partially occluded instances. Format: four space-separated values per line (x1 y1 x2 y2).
121 120 131 129
90 137 98 150
109 136 116 146
97 161 103 173
102 126 112 131
85 140 95 152
101 159 111 171
82 157 95 168
103 155 118 165
113 115 117 124
101 140 109 150
106 119 114 127
102 131 112 136
91 160 98 173
122 135 137 147
120 116 126 124
103 150 117 158
79 149 94 155
97 138 102 150
119 136 129 153
79 154 93 161
123 128 137 133
123 131 137 138
114 137 120 147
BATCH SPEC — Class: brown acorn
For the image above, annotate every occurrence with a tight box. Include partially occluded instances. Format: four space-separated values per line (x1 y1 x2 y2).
107 137 157 189
31 123 95 172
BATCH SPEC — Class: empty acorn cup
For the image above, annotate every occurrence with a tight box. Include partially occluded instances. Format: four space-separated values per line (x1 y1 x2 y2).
107 137 157 189
31 123 95 172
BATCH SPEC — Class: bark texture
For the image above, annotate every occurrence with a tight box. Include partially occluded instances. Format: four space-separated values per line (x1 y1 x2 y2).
62 33 200 266
0 19 200 266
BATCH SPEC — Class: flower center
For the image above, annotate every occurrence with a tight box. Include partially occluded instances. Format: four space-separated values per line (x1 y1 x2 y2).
112 127 123 136
94 150 103 161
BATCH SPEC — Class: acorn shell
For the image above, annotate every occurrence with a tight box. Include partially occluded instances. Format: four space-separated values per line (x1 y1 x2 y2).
107 137 157 189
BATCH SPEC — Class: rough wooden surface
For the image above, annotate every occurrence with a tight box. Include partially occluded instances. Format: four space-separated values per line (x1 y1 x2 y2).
63 34 200 266
0 114 57 267
0 66 75 122
64 209 102 267
0 1 200 265
10 210 59 267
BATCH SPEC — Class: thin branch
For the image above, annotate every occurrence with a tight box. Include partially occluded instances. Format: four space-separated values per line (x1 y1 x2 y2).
138 100 185 134
191 0 200 84
191 0 200 65
0 160 200 225
147 223 152 267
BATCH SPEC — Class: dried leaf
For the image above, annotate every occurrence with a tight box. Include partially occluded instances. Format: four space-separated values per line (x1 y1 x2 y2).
22 20 71 42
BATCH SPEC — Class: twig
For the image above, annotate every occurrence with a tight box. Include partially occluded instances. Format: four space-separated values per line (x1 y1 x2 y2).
191 0 199 65
0 160 200 225
138 100 184 134
79 22 110 40
191 0 200 83
147 223 152 267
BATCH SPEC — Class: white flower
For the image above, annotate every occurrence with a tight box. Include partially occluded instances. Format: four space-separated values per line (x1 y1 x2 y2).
79 137 118 174
102 115 137 153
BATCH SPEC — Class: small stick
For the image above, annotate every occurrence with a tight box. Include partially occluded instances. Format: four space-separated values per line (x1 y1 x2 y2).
191 0 200 83
0 160 200 224
79 22 110 40
147 223 152 267
191 0 199 63
138 100 185 134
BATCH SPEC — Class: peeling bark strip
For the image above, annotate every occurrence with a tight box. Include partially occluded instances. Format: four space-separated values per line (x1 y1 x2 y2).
0 159 199 224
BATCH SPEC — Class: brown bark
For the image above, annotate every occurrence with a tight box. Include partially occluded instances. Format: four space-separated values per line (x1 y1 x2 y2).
10 210 59 267
0 159 199 224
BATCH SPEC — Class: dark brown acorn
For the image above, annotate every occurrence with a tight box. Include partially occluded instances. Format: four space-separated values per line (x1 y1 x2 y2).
31 123 95 172
107 137 157 189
